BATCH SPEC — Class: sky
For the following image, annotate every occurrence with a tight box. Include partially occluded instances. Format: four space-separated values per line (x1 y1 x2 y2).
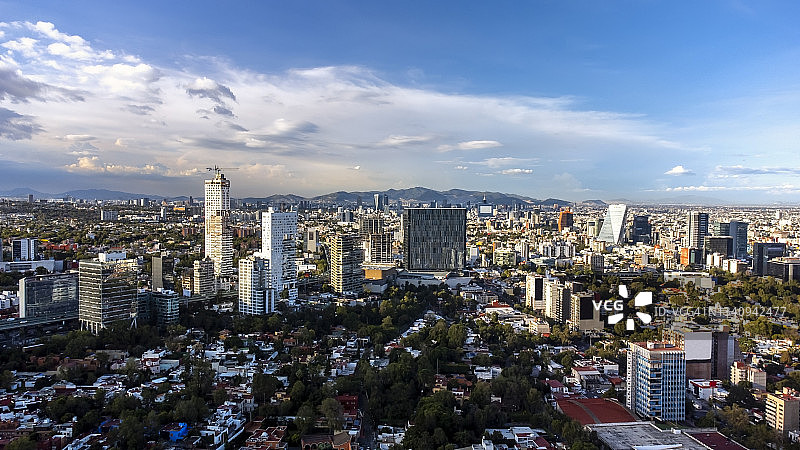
2 1 800 202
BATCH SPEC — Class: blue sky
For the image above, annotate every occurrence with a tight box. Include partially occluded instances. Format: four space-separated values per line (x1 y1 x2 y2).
2 1 800 202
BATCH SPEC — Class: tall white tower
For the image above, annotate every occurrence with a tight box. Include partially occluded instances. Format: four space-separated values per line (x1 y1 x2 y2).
261 208 298 299
204 172 232 278
597 203 627 245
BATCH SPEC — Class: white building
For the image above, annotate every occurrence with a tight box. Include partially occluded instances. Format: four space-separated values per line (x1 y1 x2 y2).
597 204 627 245
204 171 232 278
261 208 298 299
238 255 276 315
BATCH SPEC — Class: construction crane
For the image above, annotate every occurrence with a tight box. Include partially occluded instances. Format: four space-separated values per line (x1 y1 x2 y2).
205 165 239 175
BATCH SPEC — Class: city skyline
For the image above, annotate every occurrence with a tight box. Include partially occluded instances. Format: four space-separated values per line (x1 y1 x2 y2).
2 2 800 202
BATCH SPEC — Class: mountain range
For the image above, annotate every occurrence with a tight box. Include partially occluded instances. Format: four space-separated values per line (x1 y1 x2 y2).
1 186 573 207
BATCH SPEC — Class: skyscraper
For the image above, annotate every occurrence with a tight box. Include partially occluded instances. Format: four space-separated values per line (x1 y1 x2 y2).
262 208 298 299
687 212 709 250
330 234 364 294
239 255 276 315
79 252 138 334
631 215 652 244
152 252 174 291
402 207 467 272
204 171 232 278
374 193 384 211
626 342 686 421
597 204 627 245
557 208 573 232
729 220 748 259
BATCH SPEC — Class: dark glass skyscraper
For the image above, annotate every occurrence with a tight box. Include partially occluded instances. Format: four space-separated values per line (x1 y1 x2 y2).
402 207 466 271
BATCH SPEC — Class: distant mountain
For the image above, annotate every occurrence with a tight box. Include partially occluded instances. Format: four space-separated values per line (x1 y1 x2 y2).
579 199 608 207
3 185 572 206
244 187 571 207
0 187 169 201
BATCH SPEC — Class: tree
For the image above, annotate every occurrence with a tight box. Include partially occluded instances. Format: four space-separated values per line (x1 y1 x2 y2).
4 436 36 450
295 404 315 434
320 397 344 431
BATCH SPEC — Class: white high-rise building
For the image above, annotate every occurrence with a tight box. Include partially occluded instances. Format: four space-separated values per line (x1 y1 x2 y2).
261 208 298 299
204 172 232 278
597 204 627 245
239 255 276 315
627 342 686 421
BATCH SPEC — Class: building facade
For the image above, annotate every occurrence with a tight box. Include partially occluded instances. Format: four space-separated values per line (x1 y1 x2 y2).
687 212 709 250
330 234 364 294
204 172 232 278
597 204 627 245
402 207 466 271
626 342 686 421
239 255 276 315
19 272 79 320
262 208 298 299
79 253 138 334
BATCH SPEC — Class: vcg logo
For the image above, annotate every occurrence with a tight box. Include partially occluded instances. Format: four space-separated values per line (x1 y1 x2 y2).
592 285 653 331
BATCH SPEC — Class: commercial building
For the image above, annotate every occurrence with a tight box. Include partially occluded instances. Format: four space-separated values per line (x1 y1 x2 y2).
138 289 180 327
663 325 737 380
557 208 573 232
687 212 709 250
79 252 138 334
12 238 39 261
152 253 174 291
204 171 233 278
626 342 686 421
753 242 787 276
239 255 276 315
766 388 800 433
262 208 298 299
704 236 733 258
766 257 800 282
19 272 79 320
597 204 627 245
402 207 467 272
631 215 652 245
330 234 364 294
712 220 749 259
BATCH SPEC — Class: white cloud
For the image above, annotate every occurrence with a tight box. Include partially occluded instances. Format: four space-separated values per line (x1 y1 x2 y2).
82 63 159 94
666 184 800 193
664 165 694 176
64 134 95 141
438 140 503 151
2 37 39 58
378 135 432 146
0 20 706 197
500 168 533 175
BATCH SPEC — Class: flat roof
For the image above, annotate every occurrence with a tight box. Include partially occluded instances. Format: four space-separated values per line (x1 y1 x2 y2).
589 423 715 450
685 432 747 450
556 398 638 426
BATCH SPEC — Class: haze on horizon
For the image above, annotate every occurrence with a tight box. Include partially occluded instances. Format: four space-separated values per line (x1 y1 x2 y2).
2 1 800 203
